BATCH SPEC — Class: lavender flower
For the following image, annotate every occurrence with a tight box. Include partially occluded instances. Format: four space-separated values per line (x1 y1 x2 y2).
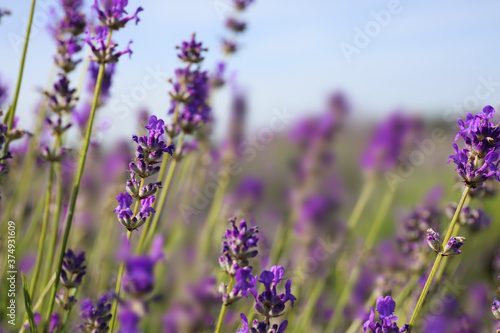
122 237 164 297
445 204 491 232
85 26 132 64
220 266 256 305
222 39 238 55
237 313 288 333
442 236 466 256
92 0 143 31
426 228 441 253
363 296 409 332
210 62 226 88
226 18 247 33
249 266 296 319
219 217 259 275
49 313 61 333
117 307 142 333
360 113 416 174
233 0 255 11
449 106 500 187
114 115 174 231
60 249 86 288
79 294 112 333
176 34 207 64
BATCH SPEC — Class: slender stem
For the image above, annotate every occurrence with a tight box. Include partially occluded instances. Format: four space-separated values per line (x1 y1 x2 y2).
109 230 133 332
198 158 231 263
109 183 144 332
326 187 395 332
214 277 234 333
19 273 56 333
43 156 63 286
43 32 113 332
407 185 470 332
347 175 376 230
2 0 36 159
30 155 56 298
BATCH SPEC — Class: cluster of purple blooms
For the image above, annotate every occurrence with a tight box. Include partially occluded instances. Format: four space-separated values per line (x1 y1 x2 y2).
114 115 174 231
221 0 255 56
361 113 423 175
219 217 259 275
363 296 409 332
55 249 86 310
237 265 295 333
41 0 87 163
168 34 211 137
78 293 113 333
449 105 500 188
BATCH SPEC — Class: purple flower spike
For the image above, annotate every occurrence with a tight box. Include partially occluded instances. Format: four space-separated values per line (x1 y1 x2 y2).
122 240 163 297
60 249 86 289
376 296 398 323
426 228 441 253
176 34 207 64
250 266 296 319
233 0 255 11
85 27 133 64
363 296 409 332
442 236 466 256
232 266 256 298
237 313 288 333
92 0 143 31
78 294 112 333
219 217 259 275
450 106 500 187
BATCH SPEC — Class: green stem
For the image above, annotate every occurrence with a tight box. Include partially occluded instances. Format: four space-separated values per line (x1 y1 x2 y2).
214 277 234 333
43 32 113 332
347 175 376 230
109 230 133 332
43 157 63 287
407 185 470 332
2 0 36 158
30 157 56 298
326 187 395 332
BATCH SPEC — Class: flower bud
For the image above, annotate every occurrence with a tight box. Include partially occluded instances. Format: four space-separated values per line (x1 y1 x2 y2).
442 236 466 256
426 228 441 253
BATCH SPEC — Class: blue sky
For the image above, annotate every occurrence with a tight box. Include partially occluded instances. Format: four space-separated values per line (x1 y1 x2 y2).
2 0 500 140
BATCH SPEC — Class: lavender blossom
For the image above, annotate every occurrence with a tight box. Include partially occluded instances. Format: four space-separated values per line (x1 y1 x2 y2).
237 313 288 333
176 34 207 64
445 204 491 232
449 106 500 187
233 0 255 11
426 228 441 253
85 26 132 64
60 249 86 289
220 266 256 305
492 298 500 320
92 0 143 31
79 294 112 333
226 18 246 33
219 217 259 275
122 237 164 297
360 113 416 174
363 296 409 332
442 236 466 256
249 266 296 319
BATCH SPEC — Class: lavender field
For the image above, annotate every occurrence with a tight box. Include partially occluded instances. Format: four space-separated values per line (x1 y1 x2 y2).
2 1 500 332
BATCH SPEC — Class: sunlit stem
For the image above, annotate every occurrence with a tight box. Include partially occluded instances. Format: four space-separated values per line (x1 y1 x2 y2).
43 32 113 332
1 0 36 159
214 277 234 333
407 185 470 332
